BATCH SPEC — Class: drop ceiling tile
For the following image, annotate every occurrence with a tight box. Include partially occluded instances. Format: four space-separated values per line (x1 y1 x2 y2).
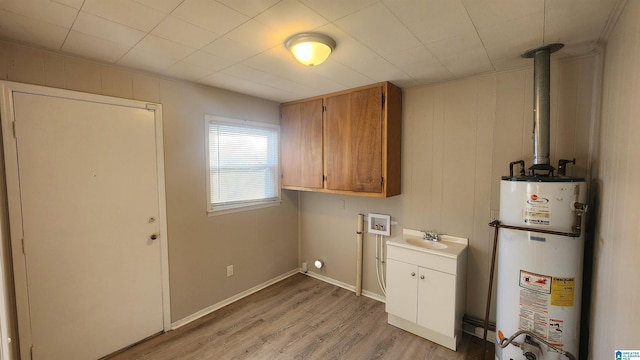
216 0 281 18
201 37 257 62
183 50 233 72
225 20 281 53
0 9 68 50
0 0 619 100
544 0 617 45
222 64 275 83
462 0 542 29
152 16 221 49
312 23 378 68
254 0 329 40
172 0 249 35
240 48 296 76
427 35 494 77
463 0 543 66
490 56 532 72
135 34 195 61
73 11 146 47
300 0 378 21
310 61 375 89
391 77 420 89
117 47 177 72
335 3 421 57
81 0 166 32
133 0 184 13
347 56 410 83
382 0 476 44
382 45 440 69
245 50 344 95
0 0 78 28
474 17 542 62
404 63 452 85
161 61 214 81
200 71 297 102
381 45 452 83
62 30 131 63
52 0 84 9
256 73 327 98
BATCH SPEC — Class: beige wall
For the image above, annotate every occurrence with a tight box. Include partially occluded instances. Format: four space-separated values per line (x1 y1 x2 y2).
300 55 598 323
0 40 299 327
591 1 640 358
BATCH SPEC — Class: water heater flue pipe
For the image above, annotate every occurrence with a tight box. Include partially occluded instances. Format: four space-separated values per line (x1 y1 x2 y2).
355 214 364 296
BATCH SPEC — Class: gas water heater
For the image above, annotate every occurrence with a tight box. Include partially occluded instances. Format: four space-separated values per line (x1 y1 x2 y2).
496 177 586 360
493 43 588 360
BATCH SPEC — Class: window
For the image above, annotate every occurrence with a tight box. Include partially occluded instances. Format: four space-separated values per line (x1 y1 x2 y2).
206 115 280 214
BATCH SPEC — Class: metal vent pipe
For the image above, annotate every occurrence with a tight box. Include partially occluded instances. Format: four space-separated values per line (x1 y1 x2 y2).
522 43 563 167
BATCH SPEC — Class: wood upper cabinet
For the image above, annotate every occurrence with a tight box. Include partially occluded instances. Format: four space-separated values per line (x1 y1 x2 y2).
280 98 323 189
325 86 383 193
280 81 401 197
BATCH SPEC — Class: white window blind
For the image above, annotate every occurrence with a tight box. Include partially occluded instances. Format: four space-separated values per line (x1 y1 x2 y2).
206 116 280 213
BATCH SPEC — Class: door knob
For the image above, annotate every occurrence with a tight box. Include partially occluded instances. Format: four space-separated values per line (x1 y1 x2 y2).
420 275 425 279
150 234 158 241
411 272 415 277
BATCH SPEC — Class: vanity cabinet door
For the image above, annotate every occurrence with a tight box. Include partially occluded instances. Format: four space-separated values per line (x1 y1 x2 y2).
417 267 456 336
385 259 418 322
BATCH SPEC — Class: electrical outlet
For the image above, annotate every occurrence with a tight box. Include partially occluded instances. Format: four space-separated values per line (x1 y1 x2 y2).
490 209 500 222
226 265 234 277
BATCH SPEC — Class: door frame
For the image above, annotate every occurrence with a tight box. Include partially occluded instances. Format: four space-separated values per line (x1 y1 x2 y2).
0 81 171 359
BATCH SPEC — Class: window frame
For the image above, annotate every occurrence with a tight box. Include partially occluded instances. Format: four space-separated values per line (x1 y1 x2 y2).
205 115 281 216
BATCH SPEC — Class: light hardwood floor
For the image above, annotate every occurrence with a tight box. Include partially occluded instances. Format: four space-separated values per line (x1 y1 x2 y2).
108 274 493 360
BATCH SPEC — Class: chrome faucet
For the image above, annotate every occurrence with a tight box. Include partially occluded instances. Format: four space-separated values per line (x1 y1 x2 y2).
421 230 440 242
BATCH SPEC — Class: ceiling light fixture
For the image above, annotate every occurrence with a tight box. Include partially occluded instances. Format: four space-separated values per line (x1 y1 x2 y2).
285 32 336 66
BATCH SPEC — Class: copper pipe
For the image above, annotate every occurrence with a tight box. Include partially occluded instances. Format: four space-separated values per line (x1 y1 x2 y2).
488 220 581 238
483 222 500 359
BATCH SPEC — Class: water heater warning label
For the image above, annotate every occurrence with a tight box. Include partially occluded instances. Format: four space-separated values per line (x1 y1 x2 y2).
518 271 568 346
519 270 551 293
519 271 551 340
523 193 551 225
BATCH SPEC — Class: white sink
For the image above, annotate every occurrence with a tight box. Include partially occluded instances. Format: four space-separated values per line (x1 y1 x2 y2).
405 238 448 250
386 229 468 259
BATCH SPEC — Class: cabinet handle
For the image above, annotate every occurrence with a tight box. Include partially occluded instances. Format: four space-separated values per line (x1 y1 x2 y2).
411 272 415 277
420 275 425 279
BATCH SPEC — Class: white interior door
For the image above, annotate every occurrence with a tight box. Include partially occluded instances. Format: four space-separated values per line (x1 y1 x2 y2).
10 90 166 359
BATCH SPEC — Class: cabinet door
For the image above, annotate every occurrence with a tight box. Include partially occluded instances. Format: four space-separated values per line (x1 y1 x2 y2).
325 86 382 192
280 99 323 188
417 267 456 336
385 259 418 322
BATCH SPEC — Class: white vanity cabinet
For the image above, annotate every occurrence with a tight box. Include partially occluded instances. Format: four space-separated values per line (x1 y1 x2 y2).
385 230 468 351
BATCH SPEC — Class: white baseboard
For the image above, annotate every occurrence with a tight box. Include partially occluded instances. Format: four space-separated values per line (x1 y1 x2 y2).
171 267 493 348
301 270 386 303
171 269 299 330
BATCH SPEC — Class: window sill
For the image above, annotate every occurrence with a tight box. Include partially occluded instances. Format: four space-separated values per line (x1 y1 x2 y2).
207 200 282 217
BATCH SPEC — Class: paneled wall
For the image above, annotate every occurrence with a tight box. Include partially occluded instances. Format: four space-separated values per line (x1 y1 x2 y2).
299 55 598 322
0 40 299 327
591 0 640 358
